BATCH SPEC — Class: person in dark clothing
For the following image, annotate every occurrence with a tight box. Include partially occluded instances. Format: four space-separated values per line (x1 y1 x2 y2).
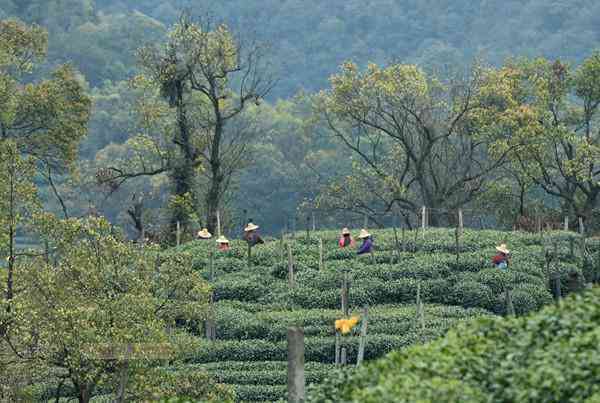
338 227 355 248
492 243 510 270
243 222 264 247
357 229 374 255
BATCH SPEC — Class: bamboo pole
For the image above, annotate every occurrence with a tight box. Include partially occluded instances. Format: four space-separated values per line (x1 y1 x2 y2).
176 221 181 246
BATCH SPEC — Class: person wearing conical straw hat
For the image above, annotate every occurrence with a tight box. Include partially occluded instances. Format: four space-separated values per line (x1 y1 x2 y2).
357 229 374 255
492 243 510 270
243 220 264 247
216 235 230 252
338 227 356 248
197 228 212 240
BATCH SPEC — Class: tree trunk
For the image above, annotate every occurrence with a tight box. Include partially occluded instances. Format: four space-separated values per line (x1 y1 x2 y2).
205 107 225 234
170 80 198 237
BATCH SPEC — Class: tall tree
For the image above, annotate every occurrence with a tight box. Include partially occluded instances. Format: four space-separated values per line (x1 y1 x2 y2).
102 15 274 235
0 18 91 175
490 55 600 227
316 62 518 225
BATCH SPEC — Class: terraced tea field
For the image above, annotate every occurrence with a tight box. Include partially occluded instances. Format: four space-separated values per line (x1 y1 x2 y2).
165 228 595 402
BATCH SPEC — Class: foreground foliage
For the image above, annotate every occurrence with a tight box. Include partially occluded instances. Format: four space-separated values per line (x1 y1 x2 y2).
307 288 600 403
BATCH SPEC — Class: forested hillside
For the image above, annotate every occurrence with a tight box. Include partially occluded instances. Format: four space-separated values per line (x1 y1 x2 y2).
1 0 599 236
3 0 600 96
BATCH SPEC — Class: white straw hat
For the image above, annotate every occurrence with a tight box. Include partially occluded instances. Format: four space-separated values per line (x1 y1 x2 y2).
216 235 229 244
496 244 510 254
358 229 371 239
244 222 259 232
197 228 212 239
341 227 351 235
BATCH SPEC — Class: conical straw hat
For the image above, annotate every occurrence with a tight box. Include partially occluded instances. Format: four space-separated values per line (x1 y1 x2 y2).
197 228 212 239
341 227 351 235
216 235 229 244
496 244 510 254
244 222 259 232
358 229 371 239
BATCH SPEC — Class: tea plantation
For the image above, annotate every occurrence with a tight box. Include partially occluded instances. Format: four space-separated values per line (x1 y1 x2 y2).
166 228 598 402
306 287 600 403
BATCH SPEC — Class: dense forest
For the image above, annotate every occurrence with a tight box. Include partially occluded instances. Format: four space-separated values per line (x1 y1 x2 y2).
1 0 599 238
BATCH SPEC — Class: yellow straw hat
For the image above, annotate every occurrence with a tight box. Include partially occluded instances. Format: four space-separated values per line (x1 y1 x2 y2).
358 229 371 239
216 235 229 244
197 228 212 239
341 227 351 235
244 222 259 232
496 244 510 254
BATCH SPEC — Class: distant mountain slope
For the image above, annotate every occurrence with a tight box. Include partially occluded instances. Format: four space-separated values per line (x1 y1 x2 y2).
2 0 599 96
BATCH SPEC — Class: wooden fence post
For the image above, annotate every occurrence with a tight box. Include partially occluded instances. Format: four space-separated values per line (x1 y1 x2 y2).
176 221 181 247
356 306 369 367
552 275 562 303
287 327 305 403
421 206 426 240
341 272 349 316
458 209 464 233
341 347 347 365
393 226 400 264
454 227 461 264
209 249 214 282
319 238 324 271
579 217 585 235
334 332 341 365
564 216 569 231
288 243 295 288
505 289 515 316
247 243 252 268
205 293 216 341
312 212 316 232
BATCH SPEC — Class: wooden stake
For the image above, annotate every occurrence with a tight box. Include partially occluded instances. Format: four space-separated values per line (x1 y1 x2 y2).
454 227 460 264
334 332 341 365
552 275 562 304
579 217 585 235
505 289 515 316
458 209 464 233
341 272 349 316
312 212 316 231
205 293 216 340
356 306 369 367
564 216 569 231
392 226 400 264
319 238 324 271
288 242 295 288
176 221 181 246
421 206 426 239
287 327 305 403
341 347 347 365
247 243 252 268
209 249 215 282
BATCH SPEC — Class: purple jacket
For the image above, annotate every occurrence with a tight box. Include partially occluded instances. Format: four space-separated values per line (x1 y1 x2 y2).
357 237 373 255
